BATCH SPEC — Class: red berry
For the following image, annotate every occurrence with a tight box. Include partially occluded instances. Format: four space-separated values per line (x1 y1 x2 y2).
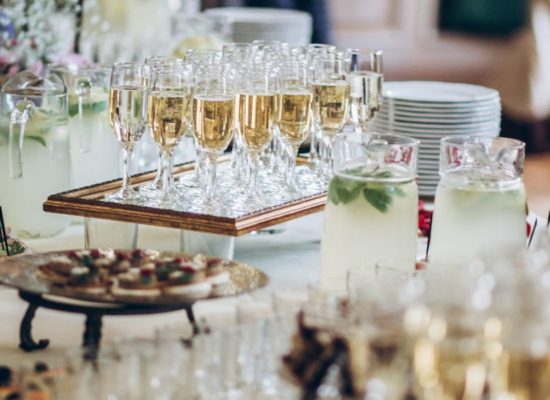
116 252 131 261
90 249 101 258
67 251 79 260
527 222 532 238
179 265 196 273
140 268 154 277
132 249 146 259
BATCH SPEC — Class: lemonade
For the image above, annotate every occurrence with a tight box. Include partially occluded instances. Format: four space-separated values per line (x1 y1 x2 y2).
320 165 419 291
0 109 70 238
429 136 527 264
68 87 121 188
429 178 526 264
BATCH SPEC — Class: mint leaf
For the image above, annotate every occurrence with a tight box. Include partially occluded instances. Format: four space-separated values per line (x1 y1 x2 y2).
92 100 108 114
329 176 363 205
26 135 47 147
69 100 108 117
68 103 79 117
328 181 341 205
363 186 393 213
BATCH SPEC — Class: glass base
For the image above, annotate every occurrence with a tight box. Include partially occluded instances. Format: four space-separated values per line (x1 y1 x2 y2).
105 187 146 204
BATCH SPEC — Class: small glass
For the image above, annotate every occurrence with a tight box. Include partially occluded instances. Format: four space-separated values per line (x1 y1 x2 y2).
106 62 148 202
84 218 138 250
191 64 236 203
310 52 350 177
320 132 419 290
345 48 384 132
429 136 527 264
147 64 193 202
277 61 313 190
236 64 280 203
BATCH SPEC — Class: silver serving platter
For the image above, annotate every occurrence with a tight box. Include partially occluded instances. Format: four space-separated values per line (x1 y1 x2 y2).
0 250 269 306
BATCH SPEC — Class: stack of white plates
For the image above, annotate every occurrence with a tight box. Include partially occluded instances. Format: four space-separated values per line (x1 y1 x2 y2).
371 81 501 196
205 7 312 45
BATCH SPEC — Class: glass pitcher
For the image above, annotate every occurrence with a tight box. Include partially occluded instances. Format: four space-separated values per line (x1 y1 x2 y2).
429 136 526 264
320 132 419 291
0 71 70 238
48 64 121 188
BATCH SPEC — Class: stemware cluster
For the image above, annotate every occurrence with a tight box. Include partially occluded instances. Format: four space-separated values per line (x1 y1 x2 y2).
105 42 384 211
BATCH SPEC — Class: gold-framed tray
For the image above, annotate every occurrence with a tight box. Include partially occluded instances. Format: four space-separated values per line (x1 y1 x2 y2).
0 249 269 306
43 157 327 236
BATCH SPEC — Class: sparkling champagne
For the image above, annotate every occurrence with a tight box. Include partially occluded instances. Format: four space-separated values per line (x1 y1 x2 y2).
277 90 312 146
108 86 147 143
503 353 550 399
148 91 190 148
236 93 277 152
312 81 350 135
192 95 235 151
350 71 382 130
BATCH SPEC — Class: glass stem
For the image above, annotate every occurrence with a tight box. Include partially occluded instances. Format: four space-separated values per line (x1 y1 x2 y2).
286 144 299 187
121 143 135 195
194 149 205 184
310 126 318 162
204 152 218 202
248 152 260 196
159 147 174 196
153 150 163 187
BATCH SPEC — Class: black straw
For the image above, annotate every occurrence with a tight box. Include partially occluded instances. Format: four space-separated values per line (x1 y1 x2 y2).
425 214 433 261
0 207 9 256
528 219 538 249
546 210 550 229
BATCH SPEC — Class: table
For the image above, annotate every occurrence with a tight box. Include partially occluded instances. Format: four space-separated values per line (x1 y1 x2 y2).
0 213 329 362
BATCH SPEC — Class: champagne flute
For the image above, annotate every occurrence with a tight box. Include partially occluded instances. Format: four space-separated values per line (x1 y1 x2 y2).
191 64 236 203
345 48 383 132
141 56 186 195
310 52 350 178
147 64 193 201
235 64 280 203
107 62 148 202
277 61 313 190
305 44 337 167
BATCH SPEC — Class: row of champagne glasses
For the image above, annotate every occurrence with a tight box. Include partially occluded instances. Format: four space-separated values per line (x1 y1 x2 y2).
106 42 383 208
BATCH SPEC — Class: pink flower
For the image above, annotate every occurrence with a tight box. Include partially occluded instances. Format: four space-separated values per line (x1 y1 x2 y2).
53 52 91 68
7 64 20 75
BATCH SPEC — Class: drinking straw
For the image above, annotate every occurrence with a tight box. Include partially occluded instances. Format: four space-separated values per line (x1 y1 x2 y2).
0 207 9 256
528 219 538 249
425 216 433 261
547 210 549 229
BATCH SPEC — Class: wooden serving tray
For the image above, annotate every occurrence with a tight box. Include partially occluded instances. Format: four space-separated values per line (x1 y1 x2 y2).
44 158 327 236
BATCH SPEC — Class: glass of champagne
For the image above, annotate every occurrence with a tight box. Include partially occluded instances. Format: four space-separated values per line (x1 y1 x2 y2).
191 64 236 203
235 64 280 203
107 62 148 202
310 52 350 177
305 44 337 167
429 136 527 264
147 64 193 202
345 48 384 132
277 61 313 190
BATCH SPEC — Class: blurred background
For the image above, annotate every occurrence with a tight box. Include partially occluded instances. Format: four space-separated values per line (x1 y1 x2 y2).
1 0 548 210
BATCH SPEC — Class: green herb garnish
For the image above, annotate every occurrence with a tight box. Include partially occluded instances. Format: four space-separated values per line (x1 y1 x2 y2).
328 169 408 213
68 100 108 117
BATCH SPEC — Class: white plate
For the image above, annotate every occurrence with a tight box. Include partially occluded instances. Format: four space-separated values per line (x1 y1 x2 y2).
372 124 499 137
383 101 500 113
383 81 499 103
377 110 500 124
375 117 500 130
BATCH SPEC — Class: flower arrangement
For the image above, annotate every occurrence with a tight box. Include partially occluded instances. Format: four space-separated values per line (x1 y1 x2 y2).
0 0 84 83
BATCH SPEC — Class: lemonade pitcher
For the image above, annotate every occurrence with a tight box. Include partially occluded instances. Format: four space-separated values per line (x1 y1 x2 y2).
48 64 120 188
0 71 70 237
429 136 526 264
320 132 419 291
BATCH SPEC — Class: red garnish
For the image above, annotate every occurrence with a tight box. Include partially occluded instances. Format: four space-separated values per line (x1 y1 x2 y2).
527 222 532 238
116 252 131 261
418 201 433 237
206 258 221 268
132 249 146 259
415 261 427 271
179 265 196 273
67 251 79 260
140 268 154 277
90 249 101 259
173 257 189 265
